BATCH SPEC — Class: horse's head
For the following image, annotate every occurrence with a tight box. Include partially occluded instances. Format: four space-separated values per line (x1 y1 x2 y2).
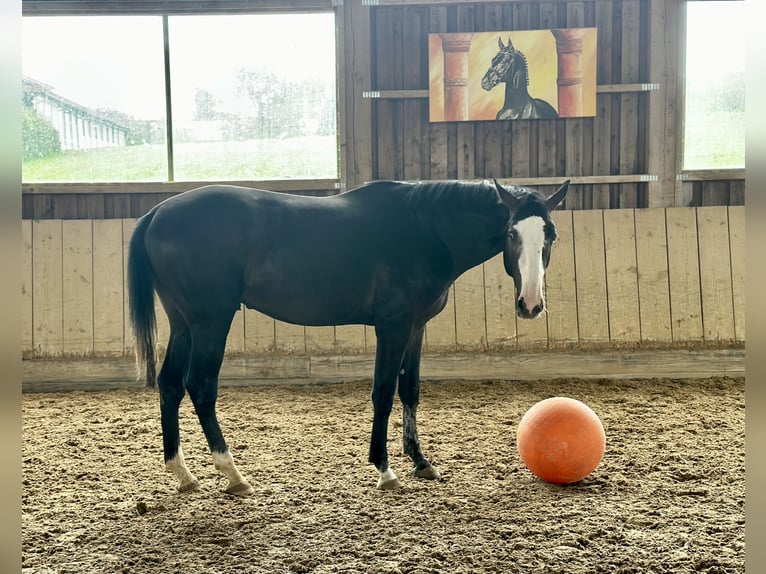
481 36 529 92
493 179 570 319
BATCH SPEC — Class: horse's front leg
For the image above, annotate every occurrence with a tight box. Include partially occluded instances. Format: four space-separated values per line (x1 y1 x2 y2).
398 327 441 480
369 323 413 490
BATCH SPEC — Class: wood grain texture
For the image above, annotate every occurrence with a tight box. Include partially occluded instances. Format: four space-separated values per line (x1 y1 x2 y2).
545 209 579 343
727 206 745 342
483 253 517 348
454 263 486 348
603 209 640 341
665 208 703 341
62 220 93 354
572 210 609 342
696 206 735 341
33 220 63 355
92 220 124 354
121 219 137 355
634 208 672 341
22 220 34 352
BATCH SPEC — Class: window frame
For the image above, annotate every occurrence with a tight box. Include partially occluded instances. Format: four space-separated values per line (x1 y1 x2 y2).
21 0 341 195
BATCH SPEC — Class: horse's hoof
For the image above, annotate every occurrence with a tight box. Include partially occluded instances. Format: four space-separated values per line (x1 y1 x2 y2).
377 468 401 490
178 479 201 493
377 476 402 491
225 482 255 497
413 463 441 480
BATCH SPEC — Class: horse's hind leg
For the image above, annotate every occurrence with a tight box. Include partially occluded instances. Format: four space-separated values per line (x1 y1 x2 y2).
398 327 441 480
186 316 254 497
157 304 199 492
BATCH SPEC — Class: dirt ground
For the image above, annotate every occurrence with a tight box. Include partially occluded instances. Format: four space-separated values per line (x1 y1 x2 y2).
22 376 744 574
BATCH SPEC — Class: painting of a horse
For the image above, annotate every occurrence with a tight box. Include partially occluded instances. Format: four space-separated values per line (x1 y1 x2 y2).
481 36 558 120
128 178 569 495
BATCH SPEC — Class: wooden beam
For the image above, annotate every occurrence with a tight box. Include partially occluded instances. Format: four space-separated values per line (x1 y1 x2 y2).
364 84 661 100
21 347 745 392
22 179 339 195
680 169 746 182
23 1 334 16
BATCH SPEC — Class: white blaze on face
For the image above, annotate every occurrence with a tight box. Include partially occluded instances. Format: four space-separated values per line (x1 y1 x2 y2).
513 216 547 313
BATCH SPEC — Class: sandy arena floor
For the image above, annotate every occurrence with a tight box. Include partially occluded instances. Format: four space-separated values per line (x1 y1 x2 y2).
22 376 744 574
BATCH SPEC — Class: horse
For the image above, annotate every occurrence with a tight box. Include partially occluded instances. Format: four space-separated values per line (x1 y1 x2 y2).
128 178 570 495
481 36 559 120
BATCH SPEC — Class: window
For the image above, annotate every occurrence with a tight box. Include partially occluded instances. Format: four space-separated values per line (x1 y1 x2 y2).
22 12 337 183
683 1 745 170
22 16 167 181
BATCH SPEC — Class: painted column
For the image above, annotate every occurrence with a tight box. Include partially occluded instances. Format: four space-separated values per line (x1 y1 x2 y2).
551 29 587 117
439 33 474 121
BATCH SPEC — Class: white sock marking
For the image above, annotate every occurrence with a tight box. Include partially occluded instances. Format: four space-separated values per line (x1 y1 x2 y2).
212 450 247 488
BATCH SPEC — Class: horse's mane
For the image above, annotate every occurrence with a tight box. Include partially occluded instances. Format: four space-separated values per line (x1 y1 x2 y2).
403 180 503 214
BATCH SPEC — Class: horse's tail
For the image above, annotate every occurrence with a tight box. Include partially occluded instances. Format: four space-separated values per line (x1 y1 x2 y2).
128 211 158 388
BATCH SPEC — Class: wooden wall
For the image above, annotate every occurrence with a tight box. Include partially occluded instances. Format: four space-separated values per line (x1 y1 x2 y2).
22 0 745 219
21 205 745 360
342 0 745 210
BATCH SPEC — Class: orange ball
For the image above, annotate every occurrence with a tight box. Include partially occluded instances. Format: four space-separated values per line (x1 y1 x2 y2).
516 397 605 484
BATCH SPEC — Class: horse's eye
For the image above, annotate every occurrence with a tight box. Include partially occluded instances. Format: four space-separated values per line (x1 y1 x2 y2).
508 229 517 241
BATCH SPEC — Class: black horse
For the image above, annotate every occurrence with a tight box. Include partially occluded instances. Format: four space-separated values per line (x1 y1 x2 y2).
481 36 559 120
128 178 569 495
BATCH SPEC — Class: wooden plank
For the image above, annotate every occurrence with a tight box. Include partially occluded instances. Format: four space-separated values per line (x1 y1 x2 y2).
564 2 585 208
226 305 246 355
701 181 730 207
603 209 640 342
22 220 33 354
61 220 94 355
402 6 427 180
274 320 306 354
681 169 746 182
454 263 486 349
33 220 63 355
22 179 339 196
244 308 275 354
305 326 336 354
425 284 456 350
374 9 398 180
729 180 745 205
92 220 124 355
545 210 578 344
572 210 609 342
696 206 735 341
634 208 672 342
427 6 448 179
728 206 745 341
334 325 367 353
665 208 703 342
342 0 373 188
121 219 137 356
619 0 640 208
483 253 517 348
645 0 675 207
22 348 744 393
591 0 612 208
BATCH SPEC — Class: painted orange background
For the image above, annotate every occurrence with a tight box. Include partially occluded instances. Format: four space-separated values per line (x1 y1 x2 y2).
429 28 597 122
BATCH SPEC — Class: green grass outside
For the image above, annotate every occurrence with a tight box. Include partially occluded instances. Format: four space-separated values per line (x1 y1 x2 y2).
683 110 745 170
22 136 338 182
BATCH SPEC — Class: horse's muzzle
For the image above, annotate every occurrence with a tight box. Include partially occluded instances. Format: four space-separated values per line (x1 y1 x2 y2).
517 297 544 319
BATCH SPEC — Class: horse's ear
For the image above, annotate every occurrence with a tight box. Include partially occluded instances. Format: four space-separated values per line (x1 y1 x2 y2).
546 179 570 211
494 178 520 212
498 36 505 49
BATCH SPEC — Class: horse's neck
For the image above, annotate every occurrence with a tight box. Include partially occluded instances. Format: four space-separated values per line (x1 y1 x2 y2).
502 71 531 112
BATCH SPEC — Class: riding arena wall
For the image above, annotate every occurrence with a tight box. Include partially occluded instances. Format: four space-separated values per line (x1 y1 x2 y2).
21 0 745 390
